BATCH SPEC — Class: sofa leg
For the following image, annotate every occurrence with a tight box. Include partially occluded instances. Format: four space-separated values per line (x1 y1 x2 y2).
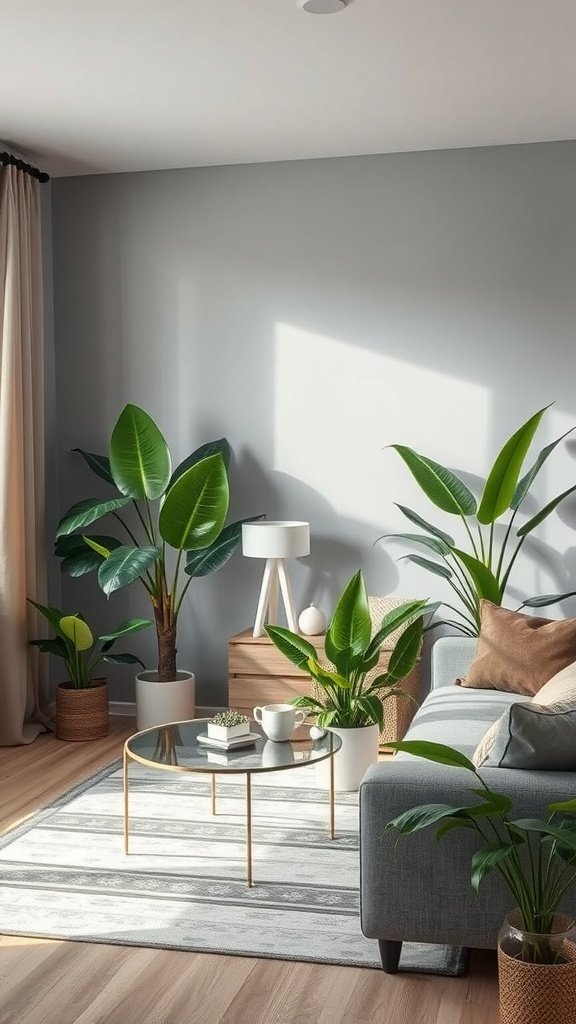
378 939 402 974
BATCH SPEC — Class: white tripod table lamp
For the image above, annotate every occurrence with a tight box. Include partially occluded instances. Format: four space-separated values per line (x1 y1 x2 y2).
242 521 310 638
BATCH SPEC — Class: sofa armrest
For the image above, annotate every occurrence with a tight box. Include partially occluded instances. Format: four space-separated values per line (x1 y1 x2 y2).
431 636 477 688
360 759 576 948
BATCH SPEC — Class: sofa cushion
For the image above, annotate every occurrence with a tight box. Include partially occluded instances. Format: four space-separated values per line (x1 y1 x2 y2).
458 601 576 696
394 686 525 759
533 660 576 709
472 702 576 770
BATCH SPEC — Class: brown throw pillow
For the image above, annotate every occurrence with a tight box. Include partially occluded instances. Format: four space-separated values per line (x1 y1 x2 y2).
459 601 576 696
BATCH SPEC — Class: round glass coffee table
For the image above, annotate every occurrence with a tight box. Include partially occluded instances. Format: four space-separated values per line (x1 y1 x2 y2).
123 720 342 887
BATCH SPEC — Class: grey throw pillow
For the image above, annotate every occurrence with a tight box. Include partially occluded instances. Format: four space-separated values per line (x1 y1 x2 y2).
473 702 576 770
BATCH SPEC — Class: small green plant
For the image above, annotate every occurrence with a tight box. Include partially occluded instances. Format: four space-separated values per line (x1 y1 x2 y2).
266 570 427 729
383 405 576 635
29 600 151 688
387 739 576 961
211 710 248 727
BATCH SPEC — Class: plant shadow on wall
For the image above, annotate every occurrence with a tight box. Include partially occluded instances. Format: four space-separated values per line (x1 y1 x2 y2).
53 405 261 705
379 405 576 635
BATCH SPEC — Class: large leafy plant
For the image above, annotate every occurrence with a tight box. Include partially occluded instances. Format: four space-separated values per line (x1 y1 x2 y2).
387 740 576 961
29 600 151 688
54 404 260 681
266 571 426 729
383 405 576 635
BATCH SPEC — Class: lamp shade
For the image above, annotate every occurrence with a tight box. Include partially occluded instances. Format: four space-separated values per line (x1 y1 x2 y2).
242 521 310 559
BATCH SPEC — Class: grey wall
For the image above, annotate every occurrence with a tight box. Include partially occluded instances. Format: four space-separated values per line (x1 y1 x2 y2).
51 141 576 704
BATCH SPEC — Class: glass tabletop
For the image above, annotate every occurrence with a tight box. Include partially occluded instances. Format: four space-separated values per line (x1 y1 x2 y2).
125 719 342 774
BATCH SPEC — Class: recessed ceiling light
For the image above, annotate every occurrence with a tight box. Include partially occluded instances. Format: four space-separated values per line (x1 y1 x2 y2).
298 0 348 13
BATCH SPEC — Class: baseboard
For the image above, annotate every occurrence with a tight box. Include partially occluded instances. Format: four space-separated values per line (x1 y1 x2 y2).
109 701 225 718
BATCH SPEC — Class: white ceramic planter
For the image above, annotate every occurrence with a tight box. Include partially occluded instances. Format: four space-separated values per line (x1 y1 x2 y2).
328 723 380 792
135 670 195 731
207 721 250 742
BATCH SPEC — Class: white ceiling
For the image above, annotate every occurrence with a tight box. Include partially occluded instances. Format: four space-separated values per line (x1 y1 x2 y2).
2 0 576 177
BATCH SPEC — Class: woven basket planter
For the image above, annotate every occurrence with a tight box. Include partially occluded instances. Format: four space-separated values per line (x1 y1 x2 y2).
498 912 576 1024
56 679 109 742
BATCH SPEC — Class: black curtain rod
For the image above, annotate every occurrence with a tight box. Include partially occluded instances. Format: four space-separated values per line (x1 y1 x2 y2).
0 151 49 184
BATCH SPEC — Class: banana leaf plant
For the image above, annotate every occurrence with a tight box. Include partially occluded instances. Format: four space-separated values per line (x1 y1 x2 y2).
28 600 151 688
387 739 576 961
381 405 576 635
54 404 261 681
266 570 427 729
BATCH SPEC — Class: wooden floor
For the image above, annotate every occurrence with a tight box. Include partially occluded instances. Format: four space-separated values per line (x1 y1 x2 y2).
0 720 499 1024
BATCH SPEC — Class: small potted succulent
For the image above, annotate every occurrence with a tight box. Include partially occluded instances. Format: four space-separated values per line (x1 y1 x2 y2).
207 710 250 742
29 600 151 741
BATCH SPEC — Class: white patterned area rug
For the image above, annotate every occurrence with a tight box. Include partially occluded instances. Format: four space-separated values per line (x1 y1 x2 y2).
0 760 467 974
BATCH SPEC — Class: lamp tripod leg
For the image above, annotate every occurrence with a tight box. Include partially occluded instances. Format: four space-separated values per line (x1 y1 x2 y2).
253 558 274 637
278 560 298 632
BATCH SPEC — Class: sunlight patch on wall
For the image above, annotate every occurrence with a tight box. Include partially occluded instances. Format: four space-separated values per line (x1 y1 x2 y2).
274 322 490 534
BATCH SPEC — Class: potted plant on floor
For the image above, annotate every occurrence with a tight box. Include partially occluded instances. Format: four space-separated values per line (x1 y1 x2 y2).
54 404 260 729
266 571 427 791
383 404 576 635
29 600 151 741
387 739 576 1024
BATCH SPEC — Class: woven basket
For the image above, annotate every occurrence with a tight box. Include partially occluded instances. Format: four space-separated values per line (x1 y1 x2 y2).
498 942 576 1024
310 596 422 747
56 679 109 742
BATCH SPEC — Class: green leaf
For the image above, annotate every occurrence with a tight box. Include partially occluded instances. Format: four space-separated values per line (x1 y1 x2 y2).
511 819 576 853
158 454 229 552
549 799 576 814
56 534 123 578
511 427 575 510
388 803 474 836
28 637 69 658
326 571 371 658
471 788 513 813
377 533 450 556
452 549 501 604
169 438 231 490
56 497 131 538
471 843 515 892
265 626 317 670
27 599 66 636
394 505 455 546
289 695 325 712
477 406 550 524
306 658 350 690
355 693 384 729
97 545 159 596
435 817 475 840
83 535 113 559
384 617 423 683
98 619 153 644
398 554 453 580
390 446 477 516
59 615 94 651
185 515 264 578
387 740 477 772
517 484 576 538
102 653 146 669
365 600 428 661
519 591 576 610
109 404 172 500
72 449 116 486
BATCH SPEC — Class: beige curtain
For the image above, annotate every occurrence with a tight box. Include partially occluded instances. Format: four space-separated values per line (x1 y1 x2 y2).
0 164 48 744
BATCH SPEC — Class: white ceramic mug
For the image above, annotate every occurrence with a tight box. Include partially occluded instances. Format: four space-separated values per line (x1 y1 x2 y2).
253 703 306 742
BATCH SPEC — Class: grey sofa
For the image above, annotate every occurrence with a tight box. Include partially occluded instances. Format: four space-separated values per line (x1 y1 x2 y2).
359 636 576 972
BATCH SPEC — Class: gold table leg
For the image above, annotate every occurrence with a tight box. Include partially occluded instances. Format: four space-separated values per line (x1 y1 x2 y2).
123 745 129 854
329 751 335 840
211 773 216 815
246 773 253 887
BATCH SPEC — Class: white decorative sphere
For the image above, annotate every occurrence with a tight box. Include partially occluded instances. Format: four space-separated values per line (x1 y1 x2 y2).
310 725 326 740
298 604 327 635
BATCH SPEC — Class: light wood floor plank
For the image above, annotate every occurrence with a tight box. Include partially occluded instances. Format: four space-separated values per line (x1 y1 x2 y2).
0 719 499 1024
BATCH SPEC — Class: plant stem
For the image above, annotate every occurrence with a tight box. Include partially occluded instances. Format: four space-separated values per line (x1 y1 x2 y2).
133 501 154 546
112 511 140 548
460 514 480 560
500 536 526 596
496 509 518 583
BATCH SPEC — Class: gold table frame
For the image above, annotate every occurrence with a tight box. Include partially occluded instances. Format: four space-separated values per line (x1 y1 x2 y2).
123 719 341 887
